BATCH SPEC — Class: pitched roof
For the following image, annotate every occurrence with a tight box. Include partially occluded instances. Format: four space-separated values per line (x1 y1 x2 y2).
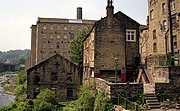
27 54 78 72
83 10 140 42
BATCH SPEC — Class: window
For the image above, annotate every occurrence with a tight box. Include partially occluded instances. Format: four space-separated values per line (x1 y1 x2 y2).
43 25 46 30
57 25 61 30
63 52 67 58
51 85 57 94
42 52 46 59
150 0 155 6
71 26 74 30
64 34 68 39
170 0 175 10
49 42 53 49
173 35 177 49
34 87 40 98
67 89 73 99
67 73 73 83
69 32 74 39
172 17 176 28
57 35 60 39
50 25 53 30
51 72 57 81
64 26 68 30
50 34 54 39
42 42 46 49
63 41 68 48
34 76 40 84
153 30 156 39
56 42 60 48
163 20 167 31
126 30 136 41
153 43 157 52
49 52 54 57
162 3 166 14
42 34 46 39
150 10 154 19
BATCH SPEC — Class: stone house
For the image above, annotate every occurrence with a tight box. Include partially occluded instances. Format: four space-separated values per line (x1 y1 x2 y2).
27 54 80 102
139 0 180 84
83 0 140 83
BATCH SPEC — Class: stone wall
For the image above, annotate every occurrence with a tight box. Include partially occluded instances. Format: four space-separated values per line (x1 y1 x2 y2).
95 78 143 100
153 67 169 83
155 66 180 100
27 54 80 102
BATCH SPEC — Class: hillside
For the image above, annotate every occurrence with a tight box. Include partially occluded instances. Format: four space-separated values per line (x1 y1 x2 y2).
0 49 30 65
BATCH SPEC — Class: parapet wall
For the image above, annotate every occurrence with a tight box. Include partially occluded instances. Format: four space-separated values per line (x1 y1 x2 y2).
95 78 143 100
155 66 180 100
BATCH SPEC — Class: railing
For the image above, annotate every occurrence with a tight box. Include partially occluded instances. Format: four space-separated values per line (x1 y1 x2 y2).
115 95 145 111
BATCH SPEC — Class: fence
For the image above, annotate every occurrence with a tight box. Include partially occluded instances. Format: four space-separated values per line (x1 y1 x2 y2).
115 95 145 111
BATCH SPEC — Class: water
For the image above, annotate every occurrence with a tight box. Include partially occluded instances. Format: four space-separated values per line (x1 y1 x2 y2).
0 75 15 107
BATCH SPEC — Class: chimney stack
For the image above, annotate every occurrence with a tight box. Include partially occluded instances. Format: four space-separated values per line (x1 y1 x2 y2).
77 7 82 19
106 0 114 18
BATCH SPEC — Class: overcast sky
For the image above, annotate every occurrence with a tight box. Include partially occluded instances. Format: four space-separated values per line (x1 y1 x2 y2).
0 0 148 51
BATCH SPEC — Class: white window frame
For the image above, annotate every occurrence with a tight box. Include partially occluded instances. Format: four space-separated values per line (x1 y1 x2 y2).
126 29 136 42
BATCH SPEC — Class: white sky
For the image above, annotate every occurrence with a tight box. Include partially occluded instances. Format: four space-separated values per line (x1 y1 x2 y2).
0 0 148 51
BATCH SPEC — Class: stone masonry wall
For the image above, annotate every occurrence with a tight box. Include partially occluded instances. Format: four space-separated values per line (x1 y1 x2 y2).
27 54 80 102
155 66 180 100
95 78 143 100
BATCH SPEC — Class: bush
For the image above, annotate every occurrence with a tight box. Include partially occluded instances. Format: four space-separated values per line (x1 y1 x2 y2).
32 89 59 111
94 92 114 111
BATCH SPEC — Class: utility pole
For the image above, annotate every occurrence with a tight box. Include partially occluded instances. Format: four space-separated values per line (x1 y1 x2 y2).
167 0 174 66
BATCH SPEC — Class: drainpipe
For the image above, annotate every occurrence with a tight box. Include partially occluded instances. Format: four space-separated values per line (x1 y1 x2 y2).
167 0 174 66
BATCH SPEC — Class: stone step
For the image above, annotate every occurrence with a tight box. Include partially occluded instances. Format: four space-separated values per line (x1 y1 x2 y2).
144 93 156 96
145 96 157 100
147 102 160 105
148 105 161 109
144 92 161 110
146 99 159 103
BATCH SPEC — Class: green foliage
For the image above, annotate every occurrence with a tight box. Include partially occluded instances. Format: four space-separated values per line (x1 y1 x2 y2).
94 92 114 111
63 81 114 111
0 101 31 111
70 27 91 65
15 101 31 111
3 85 16 94
17 57 25 65
0 49 30 65
32 89 59 111
16 70 27 85
15 81 27 98
0 102 17 111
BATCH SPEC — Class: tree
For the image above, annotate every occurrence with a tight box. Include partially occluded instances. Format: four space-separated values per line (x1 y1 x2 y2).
70 27 91 83
32 89 60 111
17 57 25 65
70 27 91 66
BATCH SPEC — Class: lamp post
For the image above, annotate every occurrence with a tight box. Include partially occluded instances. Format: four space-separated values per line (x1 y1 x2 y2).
114 57 118 83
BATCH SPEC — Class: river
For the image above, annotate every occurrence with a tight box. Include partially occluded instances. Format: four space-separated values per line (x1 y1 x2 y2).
0 75 15 107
